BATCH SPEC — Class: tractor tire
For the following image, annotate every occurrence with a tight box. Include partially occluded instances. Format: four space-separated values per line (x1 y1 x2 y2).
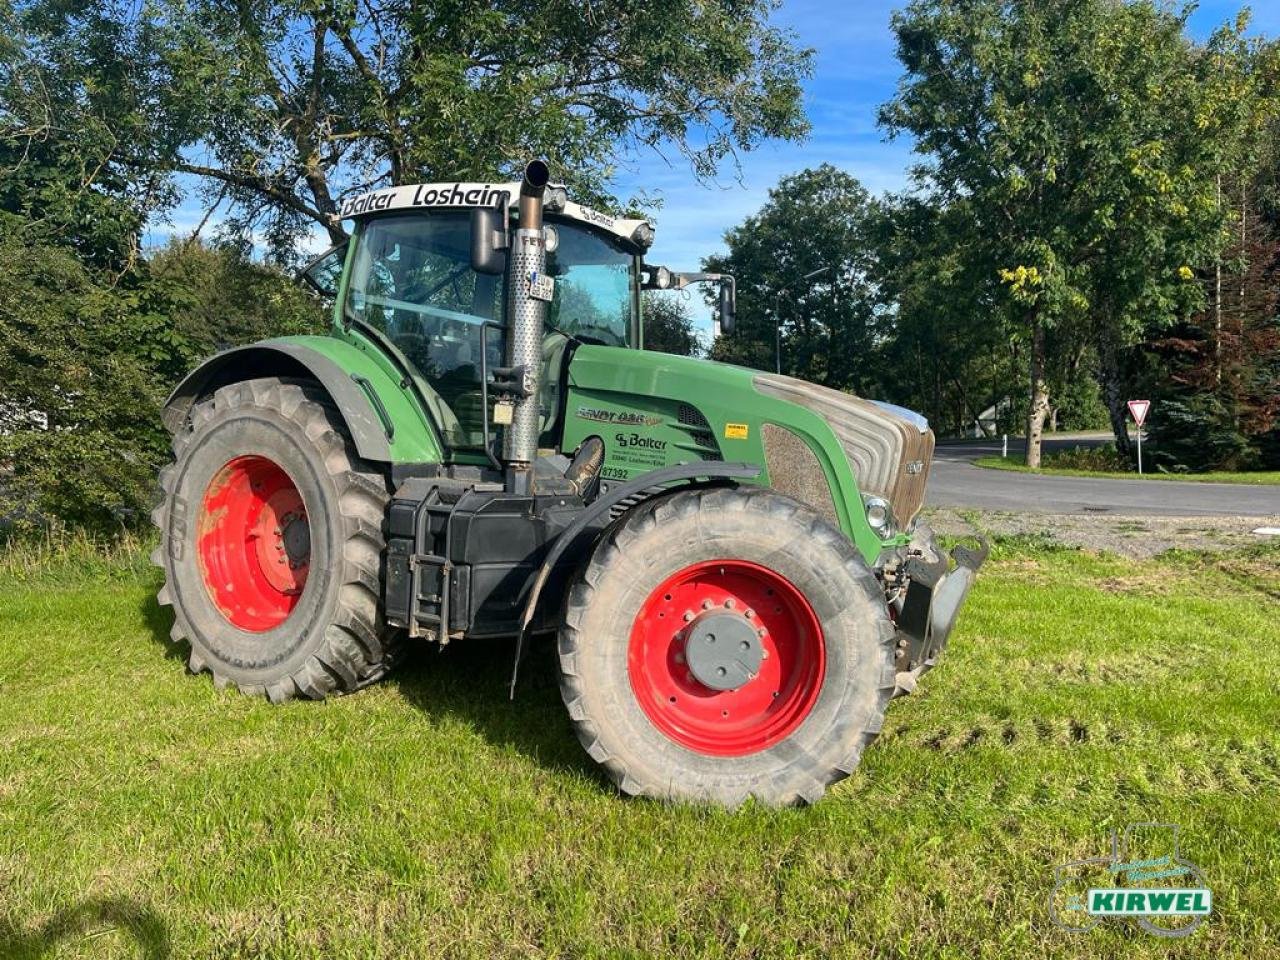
558 486 897 807
151 377 392 703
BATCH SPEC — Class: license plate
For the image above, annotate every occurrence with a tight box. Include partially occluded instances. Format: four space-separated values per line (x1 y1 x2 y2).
528 273 555 302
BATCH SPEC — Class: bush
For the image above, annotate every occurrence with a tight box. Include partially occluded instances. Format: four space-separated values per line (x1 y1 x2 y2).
1042 443 1133 472
0 233 326 538
1146 394 1256 472
1051 376 1110 431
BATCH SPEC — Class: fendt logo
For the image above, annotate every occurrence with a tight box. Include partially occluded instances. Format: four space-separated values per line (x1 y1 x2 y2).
1049 822 1211 938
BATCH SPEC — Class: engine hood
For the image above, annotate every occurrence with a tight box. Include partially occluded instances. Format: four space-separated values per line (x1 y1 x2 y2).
752 373 935 527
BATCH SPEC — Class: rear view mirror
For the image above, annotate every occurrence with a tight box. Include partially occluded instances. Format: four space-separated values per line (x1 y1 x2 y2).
718 278 736 336
470 196 510 275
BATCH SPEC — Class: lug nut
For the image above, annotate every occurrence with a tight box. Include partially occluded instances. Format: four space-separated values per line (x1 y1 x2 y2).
724 598 735 609
682 611 694 622
701 599 713 610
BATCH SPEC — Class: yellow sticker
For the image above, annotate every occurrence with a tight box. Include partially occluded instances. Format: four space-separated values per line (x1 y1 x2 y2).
724 423 749 440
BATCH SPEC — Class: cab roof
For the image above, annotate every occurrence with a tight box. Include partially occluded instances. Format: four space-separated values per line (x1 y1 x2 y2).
336 181 652 249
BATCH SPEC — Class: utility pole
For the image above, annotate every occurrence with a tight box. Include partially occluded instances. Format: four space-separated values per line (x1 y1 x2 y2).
774 265 831 376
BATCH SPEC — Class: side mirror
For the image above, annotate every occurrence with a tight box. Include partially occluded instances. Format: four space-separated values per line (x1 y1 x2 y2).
470 195 509 275
718 278 736 336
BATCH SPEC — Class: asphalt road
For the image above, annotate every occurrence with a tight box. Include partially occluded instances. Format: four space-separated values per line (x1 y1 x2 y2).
929 433 1280 517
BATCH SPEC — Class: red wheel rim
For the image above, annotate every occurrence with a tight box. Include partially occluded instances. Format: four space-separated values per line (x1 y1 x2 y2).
628 560 825 757
197 455 310 632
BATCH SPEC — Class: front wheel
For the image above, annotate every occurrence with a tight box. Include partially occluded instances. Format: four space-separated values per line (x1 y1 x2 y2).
558 487 896 806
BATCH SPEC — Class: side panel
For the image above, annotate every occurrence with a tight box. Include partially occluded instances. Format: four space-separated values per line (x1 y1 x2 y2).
560 345 886 562
163 336 443 464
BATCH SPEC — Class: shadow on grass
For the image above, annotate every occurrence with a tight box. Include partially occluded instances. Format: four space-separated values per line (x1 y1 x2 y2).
137 590 602 784
0 896 169 959
387 633 604 782
138 591 188 664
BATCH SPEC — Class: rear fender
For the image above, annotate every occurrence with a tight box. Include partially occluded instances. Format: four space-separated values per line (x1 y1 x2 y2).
163 337 442 464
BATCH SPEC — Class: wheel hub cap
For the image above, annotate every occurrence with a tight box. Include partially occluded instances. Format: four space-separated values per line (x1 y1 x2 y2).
683 610 763 691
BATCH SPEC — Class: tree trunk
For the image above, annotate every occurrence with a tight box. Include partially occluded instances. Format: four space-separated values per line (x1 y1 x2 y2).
1025 313 1050 468
1098 328 1131 458
1214 173 1223 386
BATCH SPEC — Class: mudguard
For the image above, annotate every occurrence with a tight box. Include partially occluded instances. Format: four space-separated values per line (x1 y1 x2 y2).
162 337 443 464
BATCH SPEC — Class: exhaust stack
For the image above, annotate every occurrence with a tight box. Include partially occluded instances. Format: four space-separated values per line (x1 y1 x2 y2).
502 160 551 493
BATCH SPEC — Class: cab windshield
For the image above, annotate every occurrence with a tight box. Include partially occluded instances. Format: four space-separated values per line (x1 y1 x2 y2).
345 211 637 451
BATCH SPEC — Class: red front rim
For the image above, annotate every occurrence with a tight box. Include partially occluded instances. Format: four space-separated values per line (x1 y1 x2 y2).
628 560 825 757
197 455 310 632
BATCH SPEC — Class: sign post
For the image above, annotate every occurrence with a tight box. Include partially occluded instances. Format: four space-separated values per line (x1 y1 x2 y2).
1127 400 1151 475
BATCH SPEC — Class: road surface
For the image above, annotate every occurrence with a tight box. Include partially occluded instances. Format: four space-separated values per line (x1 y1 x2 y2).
929 434 1280 517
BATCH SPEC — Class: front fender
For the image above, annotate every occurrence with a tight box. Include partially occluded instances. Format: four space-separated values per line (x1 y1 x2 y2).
163 337 442 464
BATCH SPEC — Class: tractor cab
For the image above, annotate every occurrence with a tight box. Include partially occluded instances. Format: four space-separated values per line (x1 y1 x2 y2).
304 181 729 461
305 180 734 462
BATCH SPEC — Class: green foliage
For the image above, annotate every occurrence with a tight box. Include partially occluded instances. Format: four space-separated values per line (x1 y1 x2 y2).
1043 443 1132 473
871 195 1017 434
878 0 1276 457
641 291 700 357
708 165 880 392
1050 368 1110 431
0 229 327 537
1146 393 1256 473
145 240 325 359
0 229 165 534
10 0 813 256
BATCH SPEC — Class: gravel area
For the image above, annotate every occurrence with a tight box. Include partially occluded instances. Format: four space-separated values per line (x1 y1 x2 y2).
923 506 1280 559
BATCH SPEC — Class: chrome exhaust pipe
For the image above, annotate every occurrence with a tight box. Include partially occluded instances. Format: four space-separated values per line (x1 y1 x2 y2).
503 160 551 493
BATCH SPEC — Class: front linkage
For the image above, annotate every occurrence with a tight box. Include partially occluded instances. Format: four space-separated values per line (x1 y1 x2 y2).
886 527 989 697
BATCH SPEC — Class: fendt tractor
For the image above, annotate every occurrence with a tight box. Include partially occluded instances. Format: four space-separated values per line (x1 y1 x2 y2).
152 160 986 806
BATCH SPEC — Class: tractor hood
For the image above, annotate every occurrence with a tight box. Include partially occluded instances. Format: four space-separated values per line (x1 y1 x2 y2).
752 373 935 529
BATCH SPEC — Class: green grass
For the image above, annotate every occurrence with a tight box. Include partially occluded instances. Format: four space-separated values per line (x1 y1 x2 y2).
1 541 1278 958
974 454 1280 485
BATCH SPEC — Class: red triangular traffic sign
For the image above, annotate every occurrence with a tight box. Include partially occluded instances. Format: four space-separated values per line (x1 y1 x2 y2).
1127 399 1151 427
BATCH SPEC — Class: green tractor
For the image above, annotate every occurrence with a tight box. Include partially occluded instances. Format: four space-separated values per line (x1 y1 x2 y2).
152 161 984 806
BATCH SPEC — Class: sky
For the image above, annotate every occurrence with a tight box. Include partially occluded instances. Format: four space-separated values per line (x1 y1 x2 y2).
148 1 1280 338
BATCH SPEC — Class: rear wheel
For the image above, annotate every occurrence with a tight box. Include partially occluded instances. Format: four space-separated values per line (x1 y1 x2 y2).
152 377 392 702
558 487 896 806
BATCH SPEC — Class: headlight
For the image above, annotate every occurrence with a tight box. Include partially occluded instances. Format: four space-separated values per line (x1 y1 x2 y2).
631 222 655 249
863 495 896 539
645 264 673 289
545 186 569 212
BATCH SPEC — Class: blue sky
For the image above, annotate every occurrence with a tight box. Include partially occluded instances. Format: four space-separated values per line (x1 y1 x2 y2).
150 1 1280 338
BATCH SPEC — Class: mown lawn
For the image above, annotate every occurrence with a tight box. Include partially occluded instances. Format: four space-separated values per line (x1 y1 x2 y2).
974 454 1280 485
1 540 1278 958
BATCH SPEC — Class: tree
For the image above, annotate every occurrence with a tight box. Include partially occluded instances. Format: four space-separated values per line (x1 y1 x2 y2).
641 291 700 357
879 0 1260 466
9 0 813 257
870 194 1016 435
708 165 881 394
